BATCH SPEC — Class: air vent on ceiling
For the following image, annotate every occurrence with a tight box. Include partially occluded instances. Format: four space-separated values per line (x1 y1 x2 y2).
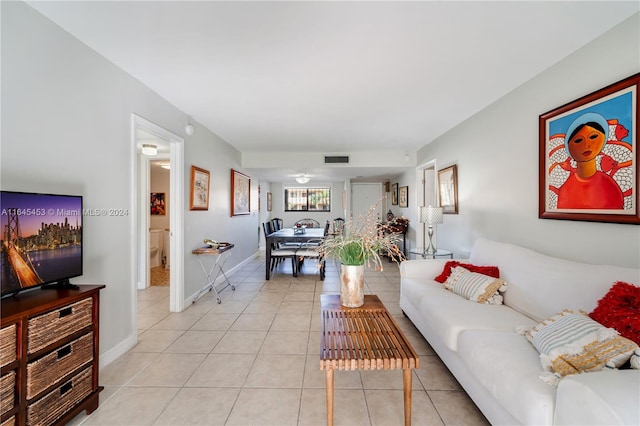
324 155 350 164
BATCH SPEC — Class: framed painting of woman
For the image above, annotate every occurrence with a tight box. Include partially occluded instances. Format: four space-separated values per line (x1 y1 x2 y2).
539 73 639 224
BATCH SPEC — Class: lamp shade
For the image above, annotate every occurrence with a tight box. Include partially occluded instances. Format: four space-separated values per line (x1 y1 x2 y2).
295 175 310 184
420 205 443 225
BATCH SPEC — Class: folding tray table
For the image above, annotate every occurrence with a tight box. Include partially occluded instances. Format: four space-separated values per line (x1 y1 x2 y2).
191 243 234 304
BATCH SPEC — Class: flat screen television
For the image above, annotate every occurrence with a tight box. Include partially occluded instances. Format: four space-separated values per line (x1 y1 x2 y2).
1 190 83 298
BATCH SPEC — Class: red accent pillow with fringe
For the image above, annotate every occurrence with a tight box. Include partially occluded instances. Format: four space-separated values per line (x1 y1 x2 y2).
434 260 500 283
589 281 640 346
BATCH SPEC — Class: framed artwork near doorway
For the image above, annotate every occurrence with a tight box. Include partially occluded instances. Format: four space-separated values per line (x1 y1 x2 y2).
391 183 399 205
399 186 408 208
189 166 210 211
438 165 458 214
231 169 251 216
150 192 166 215
267 192 272 211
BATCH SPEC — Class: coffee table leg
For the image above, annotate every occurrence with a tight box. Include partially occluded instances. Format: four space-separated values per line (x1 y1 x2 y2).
325 369 334 426
403 368 412 426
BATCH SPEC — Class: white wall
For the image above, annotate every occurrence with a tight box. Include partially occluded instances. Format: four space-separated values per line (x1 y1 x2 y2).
417 13 640 268
1 1 259 362
387 170 419 251
182 124 260 302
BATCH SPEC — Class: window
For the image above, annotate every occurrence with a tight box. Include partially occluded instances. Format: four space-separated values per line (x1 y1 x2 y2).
285 187 331 211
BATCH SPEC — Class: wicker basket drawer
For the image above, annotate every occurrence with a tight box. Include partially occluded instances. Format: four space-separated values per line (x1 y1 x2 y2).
26 367 92 426
1 415 15 426
0 325 17 368
0 371 15 415
26 332 93 399
28 298 93 354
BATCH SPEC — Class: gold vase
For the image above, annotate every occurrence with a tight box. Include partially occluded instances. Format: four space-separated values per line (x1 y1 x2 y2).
340 264 365 307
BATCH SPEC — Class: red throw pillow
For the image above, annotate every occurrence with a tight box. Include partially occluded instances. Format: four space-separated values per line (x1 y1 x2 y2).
434 260 500 283
589 281 640 345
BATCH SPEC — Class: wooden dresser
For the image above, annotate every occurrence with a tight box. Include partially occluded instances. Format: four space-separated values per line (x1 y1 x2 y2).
1 285 104 426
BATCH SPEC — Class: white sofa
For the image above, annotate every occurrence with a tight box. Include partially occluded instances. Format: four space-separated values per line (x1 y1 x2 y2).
400 238 640 425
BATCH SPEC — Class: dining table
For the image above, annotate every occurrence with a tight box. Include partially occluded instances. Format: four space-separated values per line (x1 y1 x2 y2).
265 227 327 280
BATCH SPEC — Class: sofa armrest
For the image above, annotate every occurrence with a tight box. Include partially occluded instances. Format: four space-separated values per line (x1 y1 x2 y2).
400 258 467 280
554 369 640 425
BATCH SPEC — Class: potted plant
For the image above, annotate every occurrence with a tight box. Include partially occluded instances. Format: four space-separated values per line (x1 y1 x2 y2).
320 200 406 307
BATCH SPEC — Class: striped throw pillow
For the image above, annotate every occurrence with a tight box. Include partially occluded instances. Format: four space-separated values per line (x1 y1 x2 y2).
524 309 638 379
443 266 505 304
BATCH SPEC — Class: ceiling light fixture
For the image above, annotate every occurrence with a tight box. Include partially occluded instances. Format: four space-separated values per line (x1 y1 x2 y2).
141 144 157 156
160 162 171 170
185 123 194 136
295 174 310 184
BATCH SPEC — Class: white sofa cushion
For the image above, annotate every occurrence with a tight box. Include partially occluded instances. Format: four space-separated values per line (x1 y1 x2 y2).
401 277 444 311
469 238 640 321
554 369 640 425
458 330 556 425
413 280 536 351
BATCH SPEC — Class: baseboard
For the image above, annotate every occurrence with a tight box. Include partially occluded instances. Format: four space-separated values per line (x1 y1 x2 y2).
99 332 137 369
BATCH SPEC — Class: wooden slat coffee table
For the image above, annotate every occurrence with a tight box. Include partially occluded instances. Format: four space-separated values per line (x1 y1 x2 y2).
320 294 420 426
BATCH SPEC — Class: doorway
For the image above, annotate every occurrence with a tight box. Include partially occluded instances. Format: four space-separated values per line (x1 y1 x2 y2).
149 159 170 286
351 183 383 222
132 114 185 317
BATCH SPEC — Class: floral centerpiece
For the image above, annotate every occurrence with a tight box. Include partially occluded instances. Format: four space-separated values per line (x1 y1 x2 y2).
320 199 407 307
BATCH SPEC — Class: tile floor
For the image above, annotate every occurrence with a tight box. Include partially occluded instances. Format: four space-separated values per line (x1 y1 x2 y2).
70 255 489 425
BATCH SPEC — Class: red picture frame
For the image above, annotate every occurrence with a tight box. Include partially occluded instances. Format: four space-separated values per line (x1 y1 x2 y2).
539 73 639 224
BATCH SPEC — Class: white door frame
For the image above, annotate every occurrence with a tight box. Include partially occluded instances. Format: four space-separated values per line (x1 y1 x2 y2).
131 114 185 315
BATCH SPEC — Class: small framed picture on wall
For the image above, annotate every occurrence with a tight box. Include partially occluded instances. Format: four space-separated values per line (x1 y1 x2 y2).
231 169 251 216
391 183 399 205
399 186 408 208
150 193 166 215
438 165 458 214
190 166 210 211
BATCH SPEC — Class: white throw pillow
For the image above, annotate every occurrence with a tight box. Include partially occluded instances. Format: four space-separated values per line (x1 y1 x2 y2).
523 309 638 384
443 266 506 304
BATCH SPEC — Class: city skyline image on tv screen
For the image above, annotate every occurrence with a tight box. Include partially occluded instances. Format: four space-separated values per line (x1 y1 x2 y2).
1 191 83 296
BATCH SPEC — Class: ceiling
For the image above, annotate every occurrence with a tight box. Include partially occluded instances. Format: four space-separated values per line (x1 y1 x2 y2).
26 1 639 182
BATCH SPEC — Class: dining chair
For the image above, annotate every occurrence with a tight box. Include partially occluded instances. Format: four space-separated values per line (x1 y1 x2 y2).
262 222 298 276
298 221 328 250
295 238 325 280
271 217 283 231
333 217 345 235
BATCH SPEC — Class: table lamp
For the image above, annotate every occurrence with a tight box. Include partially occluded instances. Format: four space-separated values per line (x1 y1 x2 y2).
420 205 443 258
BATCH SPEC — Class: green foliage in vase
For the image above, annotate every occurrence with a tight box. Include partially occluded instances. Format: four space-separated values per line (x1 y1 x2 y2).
320 198 407 270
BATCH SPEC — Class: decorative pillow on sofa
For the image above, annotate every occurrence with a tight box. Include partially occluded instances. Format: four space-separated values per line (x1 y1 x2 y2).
443 266 506 304
589 281 640 346
632 349 640 370
523 309 638 384
434 260 500 283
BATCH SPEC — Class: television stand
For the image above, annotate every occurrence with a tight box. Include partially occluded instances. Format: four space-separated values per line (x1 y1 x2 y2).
42 279 80 290
1 285 105 425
